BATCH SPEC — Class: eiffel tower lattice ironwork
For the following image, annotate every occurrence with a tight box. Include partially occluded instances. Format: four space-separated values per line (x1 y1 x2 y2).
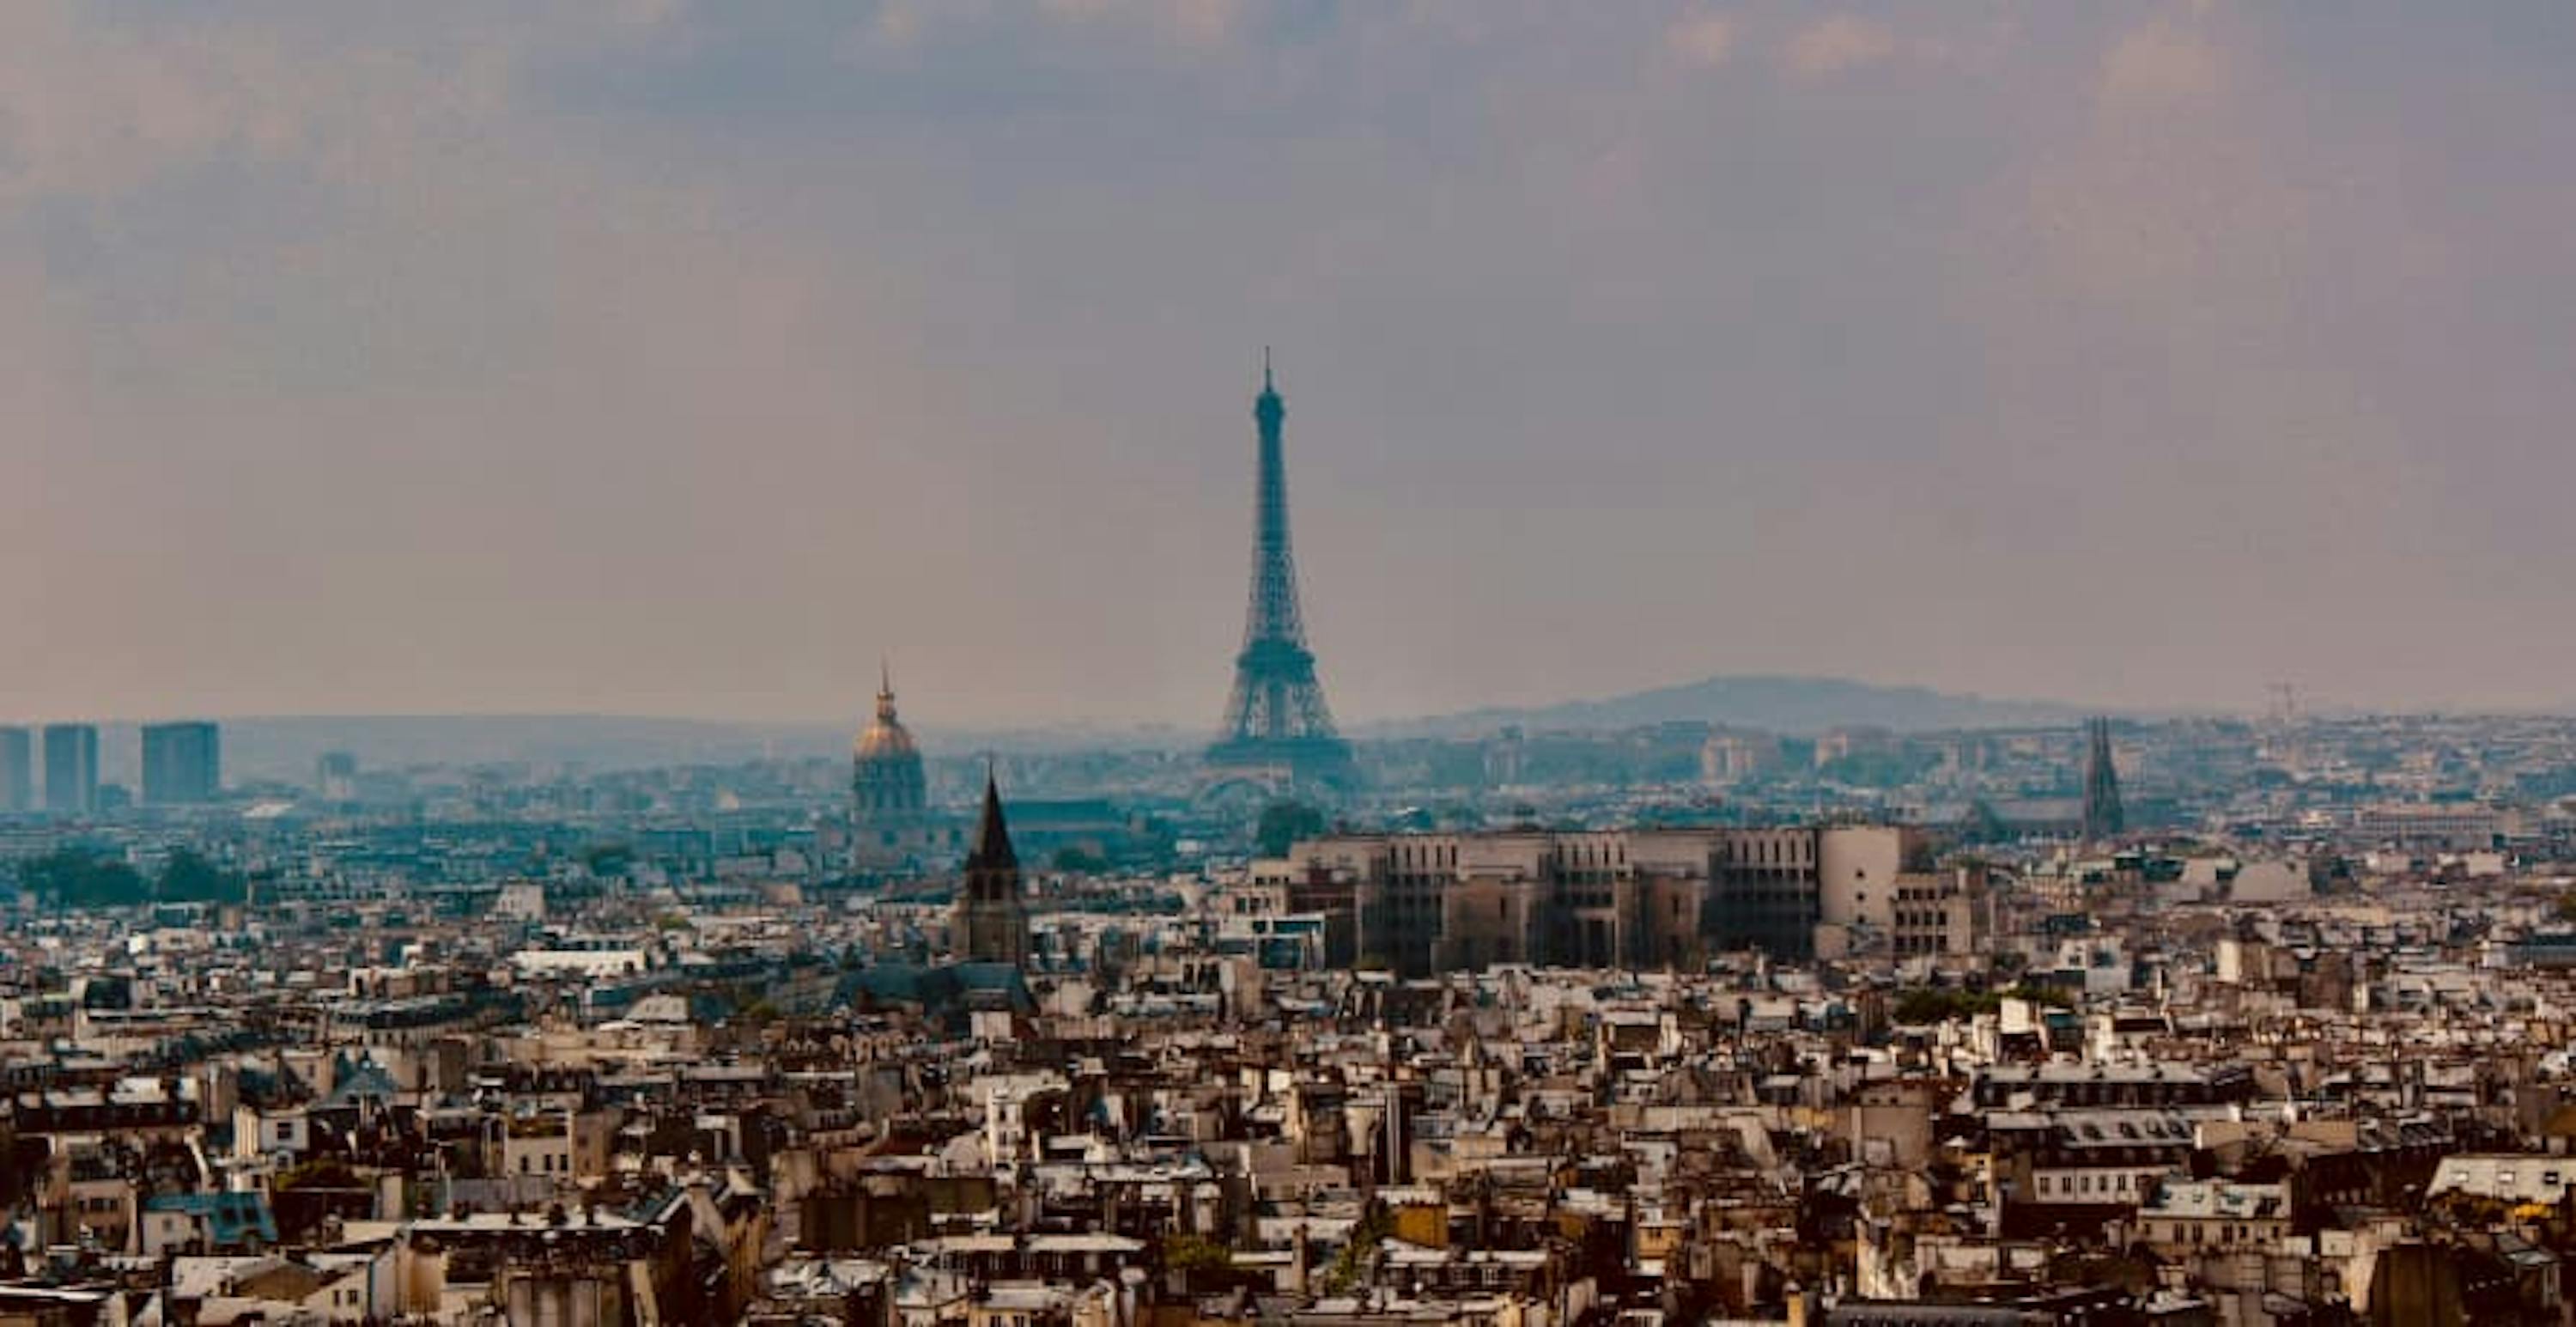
1206 352 1357 790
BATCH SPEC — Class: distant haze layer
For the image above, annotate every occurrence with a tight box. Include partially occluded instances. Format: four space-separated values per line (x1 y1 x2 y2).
143 675 2076 782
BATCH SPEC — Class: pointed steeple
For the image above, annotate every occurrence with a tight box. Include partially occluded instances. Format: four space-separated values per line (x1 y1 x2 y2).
2081 716 2124 844
955 764 1030 965
968 765 1018 874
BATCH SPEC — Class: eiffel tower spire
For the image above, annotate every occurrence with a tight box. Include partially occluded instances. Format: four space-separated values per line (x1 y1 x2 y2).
1207 353 1356 791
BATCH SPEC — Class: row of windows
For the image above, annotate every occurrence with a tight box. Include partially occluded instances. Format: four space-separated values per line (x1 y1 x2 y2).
1723 837 1814 866
516 1150 571 1174
1559 842 1626 869
2148 1220 2276 1246
2458 1168 2562 1188
2034 1169 2155 1199
1726 890 1815 907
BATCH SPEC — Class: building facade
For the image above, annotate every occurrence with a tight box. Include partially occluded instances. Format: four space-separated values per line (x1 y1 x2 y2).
141 721 222 805
1276 824 1936 976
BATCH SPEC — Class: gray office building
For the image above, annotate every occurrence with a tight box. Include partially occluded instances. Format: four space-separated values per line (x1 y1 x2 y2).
142 721 222 805
0 727 32 813
43 724 99 815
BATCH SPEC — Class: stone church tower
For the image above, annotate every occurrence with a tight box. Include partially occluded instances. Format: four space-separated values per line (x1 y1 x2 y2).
952 772 1030 966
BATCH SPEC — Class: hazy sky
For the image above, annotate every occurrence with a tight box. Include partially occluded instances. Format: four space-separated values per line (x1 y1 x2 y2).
10 1 2576 728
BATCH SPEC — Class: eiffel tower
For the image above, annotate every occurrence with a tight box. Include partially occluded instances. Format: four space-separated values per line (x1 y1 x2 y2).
1206 352 1357 792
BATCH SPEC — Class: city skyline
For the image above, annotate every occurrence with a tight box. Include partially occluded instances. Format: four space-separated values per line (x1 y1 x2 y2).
12 4 2576 724
9 7 2576 1318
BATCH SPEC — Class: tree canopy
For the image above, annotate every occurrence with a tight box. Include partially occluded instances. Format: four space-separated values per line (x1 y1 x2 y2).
18 846 242 909
1256 800 1327 856
157 849 241 904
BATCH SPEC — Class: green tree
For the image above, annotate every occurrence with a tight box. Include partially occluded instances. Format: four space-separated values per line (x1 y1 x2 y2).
1256 800 1327 856
156 849 240 904
2004 978 2075 1007
1892 986 2034 1024
1163 1234 1231 1270
21 849 149 909
1322 1208 1394 1293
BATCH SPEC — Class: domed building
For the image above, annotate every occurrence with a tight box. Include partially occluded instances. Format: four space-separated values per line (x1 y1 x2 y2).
851 666 956 874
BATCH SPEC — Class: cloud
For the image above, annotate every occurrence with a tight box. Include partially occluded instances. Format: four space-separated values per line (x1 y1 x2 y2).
870 2 924 50
1783 14 1895 79
1034 0 1247 50
9 3 2576 722
1662 12 1736 70
2099 15 2223 111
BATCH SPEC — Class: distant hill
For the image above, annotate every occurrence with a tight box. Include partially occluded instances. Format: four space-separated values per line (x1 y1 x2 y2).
1363 675 2090 740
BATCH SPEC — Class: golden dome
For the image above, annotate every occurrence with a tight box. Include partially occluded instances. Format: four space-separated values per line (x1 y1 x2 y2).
855 666 920 762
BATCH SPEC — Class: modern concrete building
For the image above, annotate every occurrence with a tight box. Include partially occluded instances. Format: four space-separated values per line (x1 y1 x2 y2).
1698 731 1783 787
315 750 359 801
42 723 99 815
141 721 222 805
0 726 31 813
2351 802 2509 851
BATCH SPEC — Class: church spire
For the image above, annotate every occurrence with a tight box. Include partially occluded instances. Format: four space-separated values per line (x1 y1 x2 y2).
969 765 1018 873
955 764 1030 965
